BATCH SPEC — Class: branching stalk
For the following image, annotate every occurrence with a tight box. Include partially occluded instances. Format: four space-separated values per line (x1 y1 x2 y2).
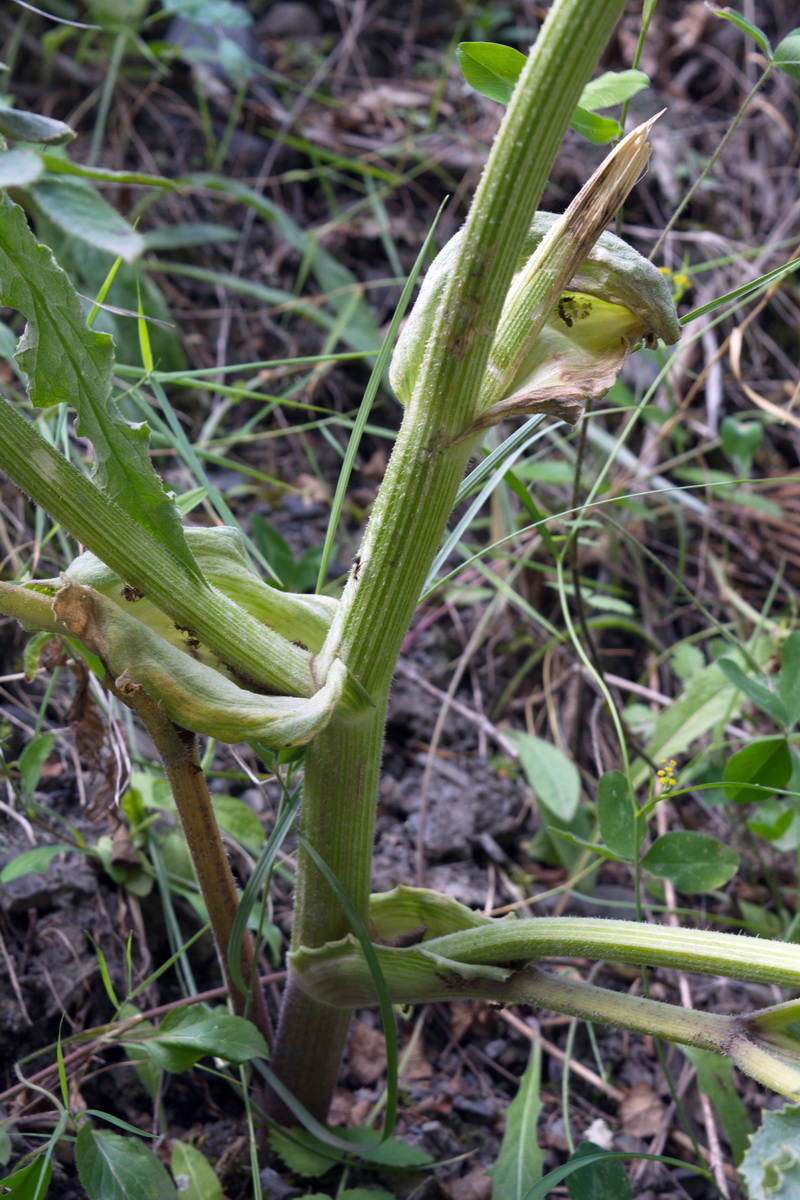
105 675 273 1048
267 0 629 1121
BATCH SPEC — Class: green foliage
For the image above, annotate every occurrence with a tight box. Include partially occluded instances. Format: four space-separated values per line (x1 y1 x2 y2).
631 645 771 788
596 770 635 858
0 844 75 884
509 732 581 821
717 658 789 728
29 178 144 264
721 415 762 472
641 832 739 893
75 1126 177 1200
3 2 800 1192
0 198 198 577
266 1125 432 1177
710 3 800 84
125 1006 269 1073
489 1037 544 1199
773 30 800 81
0 1156 51 1199
456 42 648 142
739 1105 800 1198
0 107 75 146
251 514 324 594
566 1141 632 1200
17 732 56 799
510 730 593 870
723 738 793 805
681 1048 750 1165
169 1142 223 1200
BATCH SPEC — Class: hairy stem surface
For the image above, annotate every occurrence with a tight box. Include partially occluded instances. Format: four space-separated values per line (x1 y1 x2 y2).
268 0 629 1122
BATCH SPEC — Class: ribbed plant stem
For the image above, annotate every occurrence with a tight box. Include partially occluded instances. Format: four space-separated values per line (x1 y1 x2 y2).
268 0 628 1122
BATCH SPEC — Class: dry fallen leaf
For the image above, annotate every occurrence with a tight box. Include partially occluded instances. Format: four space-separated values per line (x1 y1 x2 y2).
619 1081 666 1138
348 1022 387 1085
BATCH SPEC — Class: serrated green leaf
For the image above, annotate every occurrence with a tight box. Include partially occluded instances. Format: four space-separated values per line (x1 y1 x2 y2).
641 831 739 893
169 1142 222 1200
0 148 44 187
325 1126 433 1167
490 1036 544 1199
578 69 649 110
507 732 581 822
18 731 56 797
569 106 622 144
724 738 793 804
567 1140 632 1200
0 196 200 580
708 5 772 57
779 632 800 729
0 107 76 146
0 1155 51 1199
30 177 143 264
266 1127 335 1178
773 30 800 80
456 41 526 105
75 1126 177 1200
597 769 635 859
681 1047 750 1164
717 658 789 727
0 843 74 883
739 1104 800 1199
267 1125 432 1175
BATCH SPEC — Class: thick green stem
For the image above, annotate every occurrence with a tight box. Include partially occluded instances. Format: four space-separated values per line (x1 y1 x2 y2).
0 400 314 697
268 0 628 1122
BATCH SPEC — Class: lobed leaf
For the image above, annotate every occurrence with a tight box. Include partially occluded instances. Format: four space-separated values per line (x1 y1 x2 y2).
0 197 199 579
739 1104 800 1199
